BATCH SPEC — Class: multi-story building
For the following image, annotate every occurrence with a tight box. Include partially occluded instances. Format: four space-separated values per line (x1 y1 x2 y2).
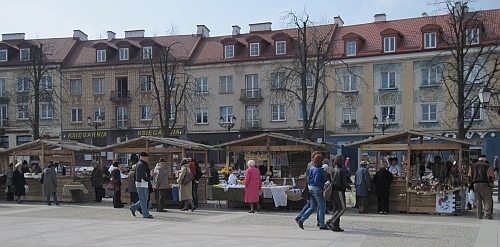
0 33 78 148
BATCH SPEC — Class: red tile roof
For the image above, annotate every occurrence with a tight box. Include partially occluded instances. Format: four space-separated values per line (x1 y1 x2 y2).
0 37 77 65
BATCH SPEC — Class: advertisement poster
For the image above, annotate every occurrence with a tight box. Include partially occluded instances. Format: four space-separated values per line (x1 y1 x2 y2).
436 192 455 213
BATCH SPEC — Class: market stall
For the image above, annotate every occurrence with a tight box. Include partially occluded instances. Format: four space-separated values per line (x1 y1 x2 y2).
102 136 211 205
345 130 476 215
3 139 101 203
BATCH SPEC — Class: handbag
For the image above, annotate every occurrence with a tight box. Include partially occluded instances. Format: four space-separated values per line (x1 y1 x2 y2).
107 180 120 192
301 184 310 200
349 190 356 208
182 171 195 185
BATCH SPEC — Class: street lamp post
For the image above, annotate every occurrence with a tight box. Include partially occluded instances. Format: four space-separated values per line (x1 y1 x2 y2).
372 115 393 135
219 115 236 132
478 87 500 115
87 115 104 160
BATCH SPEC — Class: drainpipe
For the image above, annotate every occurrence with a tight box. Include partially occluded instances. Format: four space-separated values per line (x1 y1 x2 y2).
59 70 63 140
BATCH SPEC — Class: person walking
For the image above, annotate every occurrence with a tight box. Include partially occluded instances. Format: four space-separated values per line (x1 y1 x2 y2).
12 163 27 203
110 161 123 208
373 163 393 214
468 154 495 219
127 165 138 204
6 163 14 201
43 163 61 206
178 158 196 211
326 154 350 232
91 161 104 202
130 152 153 218
244 160 262 213
154 158 169 212
494 156 499 202
295 151 321 226
355 161 371 213
192 159 202 208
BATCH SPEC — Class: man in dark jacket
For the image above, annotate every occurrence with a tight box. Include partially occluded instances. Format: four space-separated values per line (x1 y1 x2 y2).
192 159 202 208
129 152 153 219
373 164 393 214
468 154 495 219
326 155 350 232
91 161 104 202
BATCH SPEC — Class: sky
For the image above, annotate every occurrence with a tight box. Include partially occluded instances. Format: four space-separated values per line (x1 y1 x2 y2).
1 0 499 40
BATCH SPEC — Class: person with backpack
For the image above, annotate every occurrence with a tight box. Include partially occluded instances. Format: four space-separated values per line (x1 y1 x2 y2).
192 159 202 208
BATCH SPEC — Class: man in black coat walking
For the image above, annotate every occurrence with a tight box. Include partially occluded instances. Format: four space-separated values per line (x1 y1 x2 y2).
373 164 393 214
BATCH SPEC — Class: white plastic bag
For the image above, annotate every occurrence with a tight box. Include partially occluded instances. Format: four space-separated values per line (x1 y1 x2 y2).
227 174 237 185
468 190 475 204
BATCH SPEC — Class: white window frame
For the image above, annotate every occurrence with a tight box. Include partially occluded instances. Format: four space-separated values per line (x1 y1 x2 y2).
342 108 357 125
383 37 395 52
466 28 479 45
167 74 177 90
93 78 105 94
119 48 129 61
140 105 152 121
424 32 436 49
271 72 285 89
143 46 152 59
224 45 234 58
271 104 286 121
343 75 357 91
169 104 176 120
97 49 106 62
298 72 314 89
465 65 481 84
94 107 105 121
381 106 396 121
140 75 152 92
421 104 437 122
71 108 83 123
20 48 30 61
346 41 356 56
196 108 208 124
421 68 439 86
70 79 82 95
276 41 286 55
116 106 128 128
381 71 396 89
220 106 233 123
219 76 233 93
40 75 53 90
298 103 312 120
465 102 482 120
0 104 7 126
0 49 7 62
41 103 53 119
17 77 29 92
250 43 259 56
196 78 208 93
17 104 29 120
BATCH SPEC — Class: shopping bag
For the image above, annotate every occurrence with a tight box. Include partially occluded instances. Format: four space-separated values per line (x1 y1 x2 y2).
468 190 475 205
349 190 356 208
24 185 29 193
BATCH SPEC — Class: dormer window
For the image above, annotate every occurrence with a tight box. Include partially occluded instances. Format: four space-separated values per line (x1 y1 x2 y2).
143 46 152 59
276 41 286 55
424 33 436 49
97 50 106 62
249 43 259 56
346 41 356 56
20 48 30 61
0 50 7 62
466 28 479 45
119 48 129 61
384 37 395 52
224 45 234 58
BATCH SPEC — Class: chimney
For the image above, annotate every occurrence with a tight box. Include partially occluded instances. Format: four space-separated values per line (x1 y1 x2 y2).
196 25 210 38
374 13 387 22
2 33 25 41
249 22 272 32
334 16 344 27
107 31 116 41
422 12 429 17
73 30 88 41
232 25 241 35
124 30 145 38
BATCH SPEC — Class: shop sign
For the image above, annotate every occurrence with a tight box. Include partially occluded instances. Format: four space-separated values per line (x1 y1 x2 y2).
244 152 268 161
137 129 182 136
67 131 107 139
410 131 496 141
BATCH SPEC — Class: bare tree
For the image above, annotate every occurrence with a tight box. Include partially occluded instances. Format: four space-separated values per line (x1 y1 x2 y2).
432 0 500 139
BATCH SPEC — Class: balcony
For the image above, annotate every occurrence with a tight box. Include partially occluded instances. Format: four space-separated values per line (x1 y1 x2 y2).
240 119 262 131
0 91 8 102
110 90 132 102
240 88 263 102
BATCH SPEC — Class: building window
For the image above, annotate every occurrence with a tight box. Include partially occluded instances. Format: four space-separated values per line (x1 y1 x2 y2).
271 104 286 121
0 50 7 62
250 43 259 56
276 41 286 55
343 75 357 91
271 72 285 89
465 103 481 120
465 65 481 84
298 103 312 120
346 41 356 56
0 105 7 126
97 50 106 62
167 74 177 90
424 32 436 49
381 72 396 89
196 78 208 93
342 108 357 125
303 72 314 89
466 28 479 45
224 45 234 58
116 106 128 128
421 104 437 122
16 135 32 145
421 68 438 86
169 104 176 120
70 79 82 95
383 37 395 52
41 103 53 119
0 136 8 148
0 78 5 98
140 75 152 92
381 106 396 121
40 75 53 90
17 104 29 120
119 48 129 61
219 76 233 93
20 48 30 61
196 108 208 124
143 46 152 59
94 107 105 121
140 105 152 120
17 77 29 92
71 108 82 123
220 106 233 123
93 78 105 94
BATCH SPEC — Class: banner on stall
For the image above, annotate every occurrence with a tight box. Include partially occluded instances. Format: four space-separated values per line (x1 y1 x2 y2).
436 191 455 213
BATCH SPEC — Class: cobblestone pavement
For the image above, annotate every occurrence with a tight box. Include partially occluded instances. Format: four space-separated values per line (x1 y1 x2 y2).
0 199 498 247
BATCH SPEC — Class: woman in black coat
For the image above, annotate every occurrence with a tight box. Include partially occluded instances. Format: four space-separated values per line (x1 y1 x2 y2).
12 163 27 203
110 161 123 208
373 165 393 214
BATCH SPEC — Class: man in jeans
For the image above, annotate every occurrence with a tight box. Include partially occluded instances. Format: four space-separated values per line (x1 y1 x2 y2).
468 154 495 219
130 152 153 219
